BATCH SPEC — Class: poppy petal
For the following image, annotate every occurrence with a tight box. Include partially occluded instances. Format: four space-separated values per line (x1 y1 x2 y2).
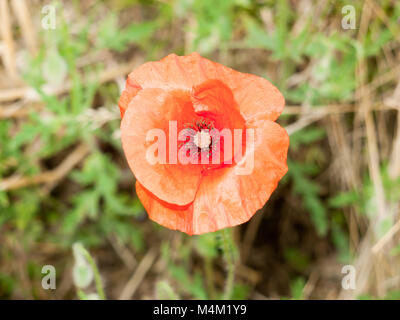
191 119 289 234
191 79 246 167
118 77 142 118
136 119 289 235
136 181 195 235
121 87 203 206
191 79 244 129
126 52 284 122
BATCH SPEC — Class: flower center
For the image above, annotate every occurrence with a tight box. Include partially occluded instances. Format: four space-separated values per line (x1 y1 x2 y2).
193 130 211 149
180 118 220 161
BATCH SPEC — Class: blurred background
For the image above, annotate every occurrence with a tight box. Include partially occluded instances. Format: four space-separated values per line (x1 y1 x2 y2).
0 0 399 300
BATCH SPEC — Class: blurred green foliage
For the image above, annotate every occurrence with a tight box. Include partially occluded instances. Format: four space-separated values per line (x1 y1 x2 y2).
1 0 399 300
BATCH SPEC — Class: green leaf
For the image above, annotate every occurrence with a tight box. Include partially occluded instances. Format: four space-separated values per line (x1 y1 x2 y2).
290 277 306 300
328 191 359 208
42 48 68 85
290 128 326 151
289 160 328 236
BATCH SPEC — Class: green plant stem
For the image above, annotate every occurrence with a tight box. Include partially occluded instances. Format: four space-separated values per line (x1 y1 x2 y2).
220 228 237 300
204 257 216 299
81 247 106 300
157 280 180 300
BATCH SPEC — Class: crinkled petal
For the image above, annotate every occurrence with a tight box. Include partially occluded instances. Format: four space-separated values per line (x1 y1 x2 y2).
191 79 246 168
126 52 284 122
121 88 203 206
191 79 244 130
118 77 142 118
136 181 195 235
136 119 289 235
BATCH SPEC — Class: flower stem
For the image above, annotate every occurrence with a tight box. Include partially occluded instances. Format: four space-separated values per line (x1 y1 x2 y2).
219 228 237 300
204 257 216 299
81 247 106 300
156 280 180 300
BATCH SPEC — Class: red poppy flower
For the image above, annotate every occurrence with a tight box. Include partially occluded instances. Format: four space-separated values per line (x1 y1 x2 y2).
119 53 289 235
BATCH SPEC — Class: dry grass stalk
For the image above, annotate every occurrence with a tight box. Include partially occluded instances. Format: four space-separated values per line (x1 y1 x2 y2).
118 247 158 300
0 57 142 103
0 143 89 191
0 0 17 79
10 0 38 55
